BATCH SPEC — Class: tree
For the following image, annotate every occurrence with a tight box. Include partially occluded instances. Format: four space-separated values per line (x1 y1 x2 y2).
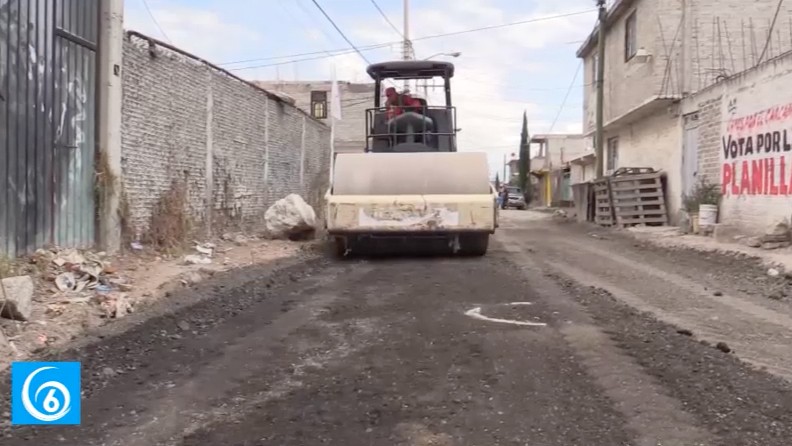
519 111 531 205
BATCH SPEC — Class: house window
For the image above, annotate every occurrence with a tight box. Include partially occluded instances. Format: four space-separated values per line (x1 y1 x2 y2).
625 12 637 61
592 54 600 85
310 91 327 119
607 137 619 171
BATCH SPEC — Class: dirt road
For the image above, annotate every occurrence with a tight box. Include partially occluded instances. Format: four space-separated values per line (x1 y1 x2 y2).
3 211 792 445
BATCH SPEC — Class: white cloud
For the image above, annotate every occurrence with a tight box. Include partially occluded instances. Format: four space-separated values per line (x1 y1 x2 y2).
122 0 594 179
334 0 595 177
123 5 263 63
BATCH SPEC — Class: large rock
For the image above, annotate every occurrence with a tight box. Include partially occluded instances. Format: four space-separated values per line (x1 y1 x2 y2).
743 236 763 248
764 220 790 238
0 275 34 321
264 194 317 239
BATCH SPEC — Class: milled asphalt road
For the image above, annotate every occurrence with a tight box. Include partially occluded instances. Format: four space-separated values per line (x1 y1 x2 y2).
3 210 792 445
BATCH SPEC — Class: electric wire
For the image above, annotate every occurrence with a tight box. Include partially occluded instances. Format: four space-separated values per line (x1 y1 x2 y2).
548 60 583 133
224 9 596 70
757 0 785 64
369 0 404 37
140 0 171 43
309 0 372 65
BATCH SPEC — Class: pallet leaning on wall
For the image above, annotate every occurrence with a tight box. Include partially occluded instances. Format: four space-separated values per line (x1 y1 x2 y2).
593 177 614 227
609 167 668 227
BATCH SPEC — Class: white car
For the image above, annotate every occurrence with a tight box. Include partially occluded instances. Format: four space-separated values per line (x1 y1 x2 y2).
503 186 527 210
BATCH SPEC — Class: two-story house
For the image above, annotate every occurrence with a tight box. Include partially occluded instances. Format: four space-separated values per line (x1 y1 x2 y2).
577 0 792 222
529 134 588 206
254 80 375 154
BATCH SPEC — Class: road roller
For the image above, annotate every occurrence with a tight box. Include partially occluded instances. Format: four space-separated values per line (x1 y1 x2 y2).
325 60 498 256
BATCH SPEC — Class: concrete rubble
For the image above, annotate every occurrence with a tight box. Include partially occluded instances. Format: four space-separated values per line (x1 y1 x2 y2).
28 248 136 321
184 243 217 265
1 275 34 321
264 194 317 240
0 235 305 371
758 220 791 250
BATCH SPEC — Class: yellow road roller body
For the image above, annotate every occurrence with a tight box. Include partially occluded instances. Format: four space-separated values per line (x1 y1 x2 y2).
327 151 497 231
325 60 498 256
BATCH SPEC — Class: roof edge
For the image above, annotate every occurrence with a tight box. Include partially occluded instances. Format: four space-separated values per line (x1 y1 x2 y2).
576 0 638 57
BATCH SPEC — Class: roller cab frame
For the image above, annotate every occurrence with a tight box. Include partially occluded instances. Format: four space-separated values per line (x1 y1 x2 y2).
325 60 498 256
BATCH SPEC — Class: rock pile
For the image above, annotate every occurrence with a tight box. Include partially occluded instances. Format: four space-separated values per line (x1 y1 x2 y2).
758 220 791 250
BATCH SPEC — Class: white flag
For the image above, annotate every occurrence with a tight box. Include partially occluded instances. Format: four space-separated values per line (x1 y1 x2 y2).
330 64 342 121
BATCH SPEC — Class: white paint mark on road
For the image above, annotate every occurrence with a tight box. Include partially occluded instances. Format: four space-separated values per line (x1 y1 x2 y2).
464 307 546 327
506 302 533 306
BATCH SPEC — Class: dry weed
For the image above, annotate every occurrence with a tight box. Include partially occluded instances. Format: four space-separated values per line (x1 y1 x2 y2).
144 180 192 253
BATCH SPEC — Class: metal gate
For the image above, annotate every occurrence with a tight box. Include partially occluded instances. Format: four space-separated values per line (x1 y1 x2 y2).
682 113 700 197
0 0 98 256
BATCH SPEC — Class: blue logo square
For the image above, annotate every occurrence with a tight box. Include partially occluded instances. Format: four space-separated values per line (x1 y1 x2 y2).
11 361 81 425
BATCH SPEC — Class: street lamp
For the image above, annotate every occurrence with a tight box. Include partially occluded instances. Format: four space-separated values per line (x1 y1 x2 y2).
423 51 461 60
420 52 461 97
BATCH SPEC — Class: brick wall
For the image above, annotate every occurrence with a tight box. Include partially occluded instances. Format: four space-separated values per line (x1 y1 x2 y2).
121 33 331 238
683 52 792 233
694 97 722 183
254 80 375 154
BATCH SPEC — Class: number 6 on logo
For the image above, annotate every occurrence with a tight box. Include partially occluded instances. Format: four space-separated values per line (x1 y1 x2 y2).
11 361 81 425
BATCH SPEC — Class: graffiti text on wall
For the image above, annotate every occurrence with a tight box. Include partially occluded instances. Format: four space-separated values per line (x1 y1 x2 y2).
721 97 792 196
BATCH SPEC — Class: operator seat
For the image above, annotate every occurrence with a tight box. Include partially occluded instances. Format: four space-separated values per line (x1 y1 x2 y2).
388 111 436 147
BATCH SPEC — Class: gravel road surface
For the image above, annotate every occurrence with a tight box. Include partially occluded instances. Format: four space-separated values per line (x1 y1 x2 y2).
2 210 792 446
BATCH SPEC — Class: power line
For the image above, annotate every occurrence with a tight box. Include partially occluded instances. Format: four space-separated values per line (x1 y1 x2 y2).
219 38 582 67
231 47 380 71
225 8 596 70
294 0 355 51
545 11 600 133
548 60 583 133
309 0 372 65
758 0 785 64
140 0 171 43
369 0 404 37
218 44 390 67
412 9 594 43
276 0 339 61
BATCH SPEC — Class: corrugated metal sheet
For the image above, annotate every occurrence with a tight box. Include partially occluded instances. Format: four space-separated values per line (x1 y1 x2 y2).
0 0 98 256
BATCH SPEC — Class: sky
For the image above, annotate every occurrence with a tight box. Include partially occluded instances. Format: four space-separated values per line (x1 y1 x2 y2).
123 0 599 179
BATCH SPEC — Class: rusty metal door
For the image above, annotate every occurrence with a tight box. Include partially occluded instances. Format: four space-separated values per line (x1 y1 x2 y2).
0 0 98 256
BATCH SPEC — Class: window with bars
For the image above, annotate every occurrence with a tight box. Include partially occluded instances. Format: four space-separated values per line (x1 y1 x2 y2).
592 54 600 85
625 12 637 61
310 91 328 119
607 137 619 171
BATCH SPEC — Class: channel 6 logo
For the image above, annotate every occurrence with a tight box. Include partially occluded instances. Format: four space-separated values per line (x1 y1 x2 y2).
10 361 81 425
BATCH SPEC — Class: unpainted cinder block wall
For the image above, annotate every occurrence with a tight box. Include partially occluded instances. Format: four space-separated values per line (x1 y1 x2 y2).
120 33 331 239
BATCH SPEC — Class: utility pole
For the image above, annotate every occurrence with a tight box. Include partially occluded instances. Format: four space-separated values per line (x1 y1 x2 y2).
503 153 507 183
595 0 606 178
402 0 412 90
97 0 124 253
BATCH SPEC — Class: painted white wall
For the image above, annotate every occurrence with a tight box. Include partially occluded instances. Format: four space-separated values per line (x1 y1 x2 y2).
604 110 682 222
684 53 792 234
571 162 597 184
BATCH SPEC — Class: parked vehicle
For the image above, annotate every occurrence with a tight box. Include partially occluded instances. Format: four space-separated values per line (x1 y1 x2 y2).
503 186 527 210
